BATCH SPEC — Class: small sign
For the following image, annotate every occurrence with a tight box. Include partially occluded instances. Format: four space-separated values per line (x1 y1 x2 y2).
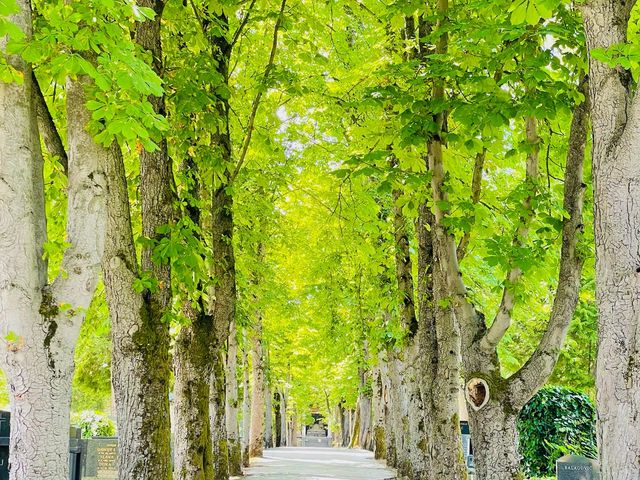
557 454 599 480
82 438 118 480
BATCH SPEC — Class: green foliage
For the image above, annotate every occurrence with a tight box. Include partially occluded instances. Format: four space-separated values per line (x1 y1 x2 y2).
73 411 116 439
518 386 597 477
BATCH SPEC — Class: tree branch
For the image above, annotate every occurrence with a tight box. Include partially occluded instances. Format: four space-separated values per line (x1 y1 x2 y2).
33 73 68 175
230 0 258 48
508 79 589 408
229 0 286 183
481 116 539 351
457 149 485 261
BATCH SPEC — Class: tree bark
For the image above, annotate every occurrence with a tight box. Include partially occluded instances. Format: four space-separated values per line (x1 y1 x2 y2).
264 382 273 449
103 2 174 479
582 2 640 478
249 314 266 458
0 4 107 478
210 348 229 480
226 322 242 475
372 361 386 460
425 5 470 475
274 392 282 448
173 308 215 480
241 339 251 467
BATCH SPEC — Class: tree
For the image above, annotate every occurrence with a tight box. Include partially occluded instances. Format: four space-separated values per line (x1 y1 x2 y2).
0 1 107 478
582 0 640 477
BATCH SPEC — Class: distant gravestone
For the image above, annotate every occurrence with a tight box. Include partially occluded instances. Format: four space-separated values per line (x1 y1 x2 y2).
82 437 118 480
557 455 599 480
0 411 9 480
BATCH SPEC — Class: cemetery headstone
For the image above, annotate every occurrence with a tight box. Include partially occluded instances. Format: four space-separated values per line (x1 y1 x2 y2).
0 411 9 480
557 454 599 480
69 427 82 480
81 437 118 480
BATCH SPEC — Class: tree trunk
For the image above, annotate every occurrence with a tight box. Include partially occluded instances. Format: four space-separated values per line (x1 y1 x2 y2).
264 384 273 449
173 312 214 480
280 391 288 446
103 145 173 480
226 322 242 476
249 316 266 458
583 2 640 478
290 409 298 447
468 392 520 480
372 359 386 460
210 349 229 480
104 2 174 479
428 77 470 479
348 402 361 449
1 4 107 479
241 340 251 467
358 394 372 450
274 392 282 448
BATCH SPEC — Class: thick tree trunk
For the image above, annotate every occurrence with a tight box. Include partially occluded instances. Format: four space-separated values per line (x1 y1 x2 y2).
210 348 229 480
348 402 362 449
583 2 640 478
1 4 106 477
468 394 520 480
274 392 282 448
241 341 251 467
226 322 242 476
339 403 350 448
173 313 214 480
104 2 174 479
249 316 266 458
428 94 470 480
372 359 386 460
358 394 372 450
103 146 173 480
264 384 273 449
280 391 288 446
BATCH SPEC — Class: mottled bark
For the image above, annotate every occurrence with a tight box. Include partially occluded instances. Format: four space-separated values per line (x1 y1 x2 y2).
583 2 640 477
226 322 242 476
274 392 282 447
264 382 273 449
104 2 174 479
425 7 470 477
210 349 229 480
173 309 215 480
241 340 251 467
372 361 386 460
170 152 216 480
388 153 430 478
0 3 107 478
249 314 266 458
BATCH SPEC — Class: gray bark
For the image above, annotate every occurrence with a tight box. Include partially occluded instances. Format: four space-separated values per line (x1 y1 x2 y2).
0 3 106 478
583 1 640 477
226 322 242 475
249 314 266 458
241 338 251 467
264 381 273 449
173 308 214 480
210 349 229 480
103 2 174 479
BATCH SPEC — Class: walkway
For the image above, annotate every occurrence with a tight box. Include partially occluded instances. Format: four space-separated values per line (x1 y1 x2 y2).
242 447 397 480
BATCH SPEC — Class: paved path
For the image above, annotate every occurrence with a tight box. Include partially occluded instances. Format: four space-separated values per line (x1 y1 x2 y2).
241 447 397 480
